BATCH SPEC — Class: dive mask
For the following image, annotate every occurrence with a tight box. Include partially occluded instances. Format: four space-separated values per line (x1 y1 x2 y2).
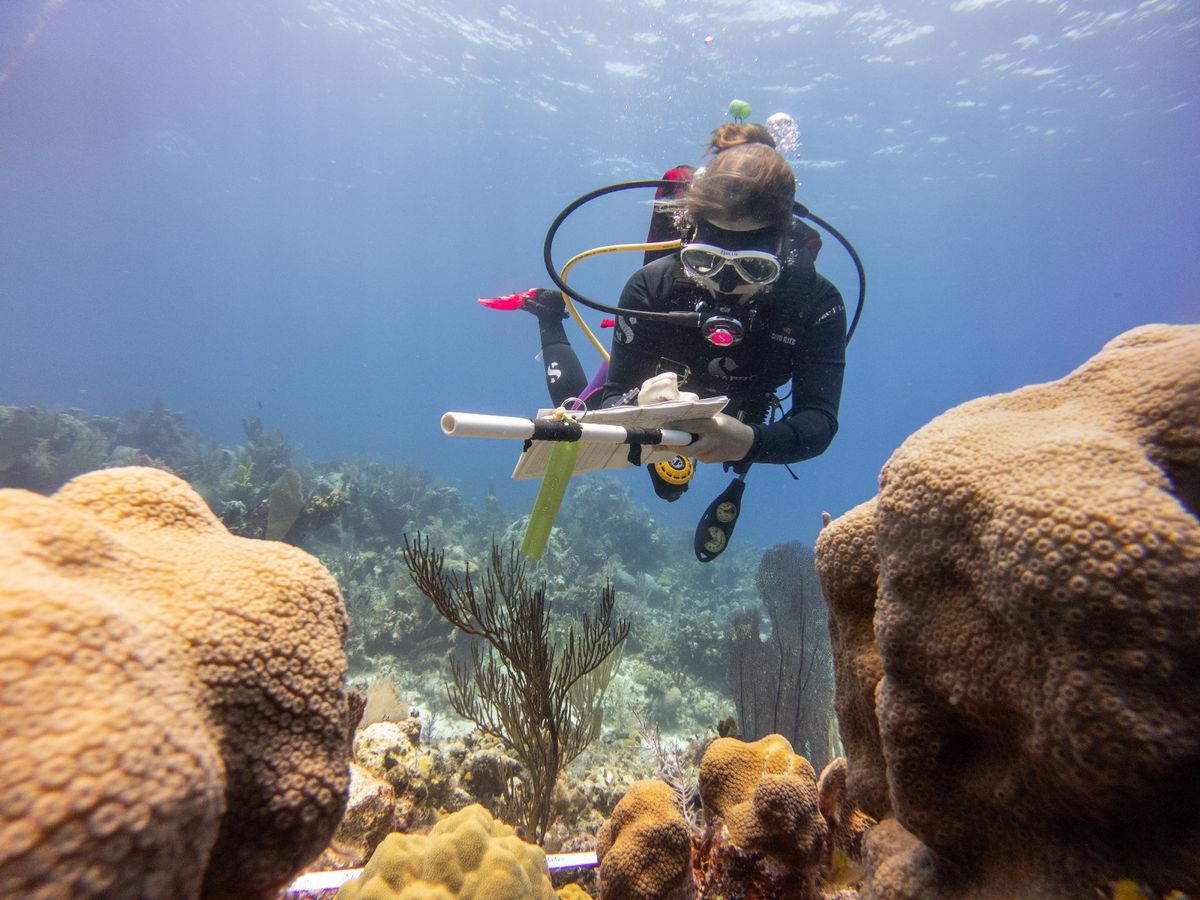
680 243 782 287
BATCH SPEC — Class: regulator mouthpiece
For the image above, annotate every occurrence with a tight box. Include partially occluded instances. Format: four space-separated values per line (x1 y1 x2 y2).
703 315 745 346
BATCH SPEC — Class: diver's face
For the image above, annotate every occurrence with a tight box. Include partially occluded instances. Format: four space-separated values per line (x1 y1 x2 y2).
687 220 783 301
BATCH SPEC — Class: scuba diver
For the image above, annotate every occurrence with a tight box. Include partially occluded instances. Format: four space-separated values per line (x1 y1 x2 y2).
487 122 828 416
600 141 846 475
480 117 856 560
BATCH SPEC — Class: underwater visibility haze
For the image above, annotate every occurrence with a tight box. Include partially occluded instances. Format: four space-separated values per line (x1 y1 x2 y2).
2 0 1196 550
2 2 1200 898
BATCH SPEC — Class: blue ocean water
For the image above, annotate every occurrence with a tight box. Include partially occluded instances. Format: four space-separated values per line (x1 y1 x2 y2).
1 0 1196 551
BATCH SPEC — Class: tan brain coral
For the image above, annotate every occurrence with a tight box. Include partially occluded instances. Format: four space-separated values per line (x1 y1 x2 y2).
0 466 351 899
595 779 695 900
816 324 1200 896
698 735 828 896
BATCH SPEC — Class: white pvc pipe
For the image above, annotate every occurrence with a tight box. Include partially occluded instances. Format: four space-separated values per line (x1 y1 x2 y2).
441 411 694 448
441 412 536 439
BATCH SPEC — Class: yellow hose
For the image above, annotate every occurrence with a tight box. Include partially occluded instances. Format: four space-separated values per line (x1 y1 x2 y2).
558 240 681 361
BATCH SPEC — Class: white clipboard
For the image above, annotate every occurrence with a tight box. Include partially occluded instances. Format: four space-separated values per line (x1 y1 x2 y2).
511 396 728 480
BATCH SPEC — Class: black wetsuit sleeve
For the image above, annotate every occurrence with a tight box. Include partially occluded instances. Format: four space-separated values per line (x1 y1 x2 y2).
745 275 847 465
536 315 588 407
598 269 676 407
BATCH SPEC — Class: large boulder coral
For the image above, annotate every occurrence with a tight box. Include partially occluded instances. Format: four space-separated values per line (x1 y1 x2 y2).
0 466 352 899
812 501 889 821
815 324 1200 896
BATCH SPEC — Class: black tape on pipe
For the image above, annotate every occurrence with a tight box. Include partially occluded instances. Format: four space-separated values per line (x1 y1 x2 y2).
529 420 585 442
623 427 665 445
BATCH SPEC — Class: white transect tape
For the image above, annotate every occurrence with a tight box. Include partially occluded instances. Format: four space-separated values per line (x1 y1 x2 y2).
283 851 599 895
285 867 362 893
546 850 600 870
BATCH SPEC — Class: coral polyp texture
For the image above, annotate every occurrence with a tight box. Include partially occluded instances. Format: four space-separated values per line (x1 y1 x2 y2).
804 499 890 821
335 803 557 899
0 466 351 899
698 735 828 898
816 756 876 870
595 779 695 900
815 324 1200 896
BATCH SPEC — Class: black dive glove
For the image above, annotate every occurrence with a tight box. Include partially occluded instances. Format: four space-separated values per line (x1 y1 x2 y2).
525 288 568 320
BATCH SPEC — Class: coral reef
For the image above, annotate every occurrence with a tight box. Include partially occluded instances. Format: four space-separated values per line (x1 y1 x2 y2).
347 714 635 866
697 735 828 898
315 763 397 869
596 780 695 900
2 399 841 895
335 803 557 900
0 405 115 492
354 720 465 834
595 735 842 899
117 400 193 467
330 547 456 678
266 467 305 539
403 536 629 843
554 476 663 573
815 324 1200 896
0 466 352 899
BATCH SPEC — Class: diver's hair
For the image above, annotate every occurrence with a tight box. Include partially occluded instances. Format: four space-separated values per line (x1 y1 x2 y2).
706 123 776 155
679 143 795 232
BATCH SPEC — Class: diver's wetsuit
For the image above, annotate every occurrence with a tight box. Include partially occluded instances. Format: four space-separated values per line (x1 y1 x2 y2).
534 313 588 408
599 224 847 468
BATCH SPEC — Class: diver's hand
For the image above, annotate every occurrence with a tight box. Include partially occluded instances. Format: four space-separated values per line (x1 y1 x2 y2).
637 372 699 405
525 288 568 319
672 413 755 464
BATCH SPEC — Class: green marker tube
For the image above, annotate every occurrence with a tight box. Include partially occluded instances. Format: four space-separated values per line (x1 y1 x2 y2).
520 439 582 559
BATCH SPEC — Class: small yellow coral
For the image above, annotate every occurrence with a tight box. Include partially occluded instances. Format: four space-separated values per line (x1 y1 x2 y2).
555 884 592 900
336 804 555 900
